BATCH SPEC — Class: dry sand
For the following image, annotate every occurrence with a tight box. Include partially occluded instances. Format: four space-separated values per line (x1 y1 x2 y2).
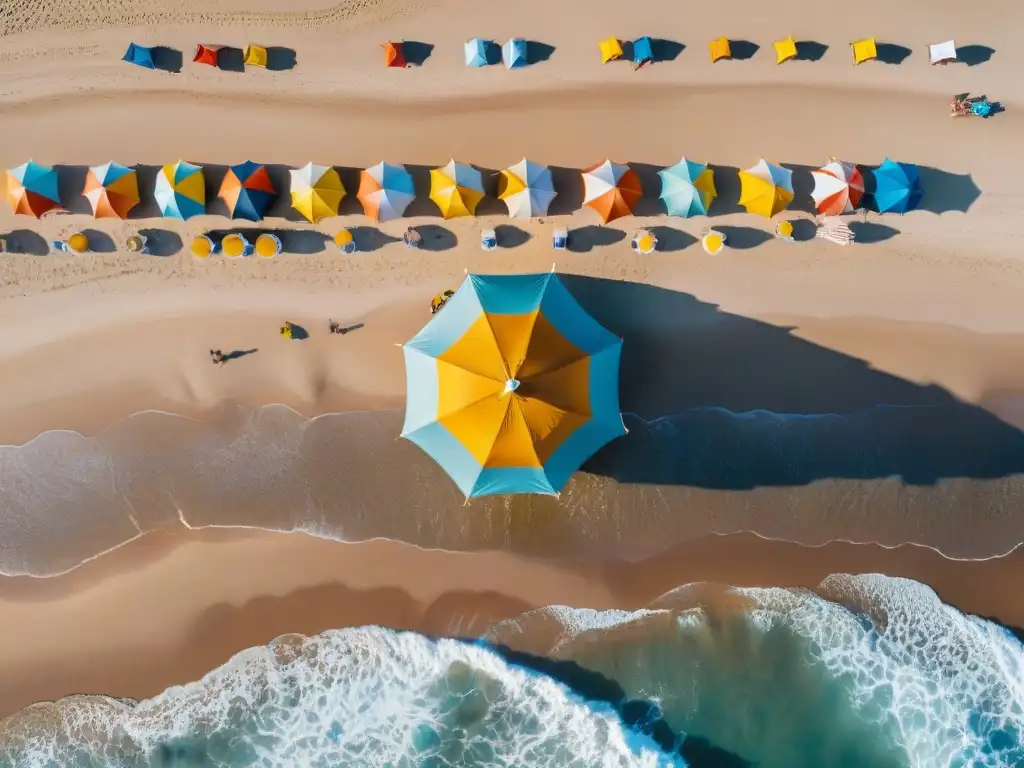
1 0 1024 719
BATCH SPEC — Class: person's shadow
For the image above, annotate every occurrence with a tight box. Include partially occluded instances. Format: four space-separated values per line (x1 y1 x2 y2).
220 348 258 363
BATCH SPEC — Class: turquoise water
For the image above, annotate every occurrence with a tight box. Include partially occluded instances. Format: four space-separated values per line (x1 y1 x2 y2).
2 574 1022 767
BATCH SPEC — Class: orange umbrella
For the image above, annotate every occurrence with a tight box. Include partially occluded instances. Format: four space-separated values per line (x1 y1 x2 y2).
581 160 641 223
83 162 140 219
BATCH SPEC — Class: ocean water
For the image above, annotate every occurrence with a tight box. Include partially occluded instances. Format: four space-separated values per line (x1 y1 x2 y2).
2 403 1024 576
1 574 1022 767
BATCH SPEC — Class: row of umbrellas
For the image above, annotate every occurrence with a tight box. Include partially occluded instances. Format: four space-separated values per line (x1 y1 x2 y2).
5 158 924 223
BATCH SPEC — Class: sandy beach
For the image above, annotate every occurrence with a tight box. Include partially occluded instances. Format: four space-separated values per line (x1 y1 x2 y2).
2 0 1024 760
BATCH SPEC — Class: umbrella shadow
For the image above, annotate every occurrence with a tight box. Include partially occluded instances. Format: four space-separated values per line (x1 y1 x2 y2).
650 39 684 63
567 225 625 252
875 43 912 65
81 229 116 253
494 224 531 248
285 322 309 340
53 164 89 213
730 40 759 60
152 46 183 73
261 164 294 219
131 164 164 218
556 275 1024 488
2 230 48 255
627 162 665 217
402 41 434 66
525 41 555 65
781 163 818 214
548 166 584 216
410 224 457 251
266 47 297 71
216 47 246 73
276 230 331 254
649 225 698 252
201 163 230 217
404 164 443 217
483 41 502 66
138 228 183 256
848 221 899 243
716 225 772 249
708 165 743 216
795 41 828 61
348 226 400 252
917 166 982 213
789 219 817 242
335 166 364 216
957 45 995 66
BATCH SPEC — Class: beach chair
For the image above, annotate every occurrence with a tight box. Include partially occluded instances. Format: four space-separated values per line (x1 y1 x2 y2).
222 233 253 259
929 40 957 65
125 234 149 255
774 36 797 65
631 229 657 254
552 227 568 250
403 227 422 250
850 38 877 65
701 229 727 255
255 233 282 259
709 37 731 63
480 228 497 251
334 229 356 254
814 217 855 246
191 235 216 260
244 45 268 68
774 220 795 242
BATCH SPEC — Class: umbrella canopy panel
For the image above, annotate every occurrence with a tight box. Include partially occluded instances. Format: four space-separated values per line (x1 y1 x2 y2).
582 159 642 223
401 271 626 497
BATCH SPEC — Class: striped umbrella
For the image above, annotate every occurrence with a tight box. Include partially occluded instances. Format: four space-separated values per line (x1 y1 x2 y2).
290 163 344 223
6 160 61 217
357 162 415 222
429 160 485 219
499 159 557 219
810 159 864 216
658 159 717 217
83 162 140 219
154 160 206 219
220 161 276 221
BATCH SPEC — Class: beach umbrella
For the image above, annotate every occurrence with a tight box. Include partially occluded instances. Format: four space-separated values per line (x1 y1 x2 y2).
709 37 731 63
429 159 485 219
811 159 864 216
220 161 276 221
774 36 797 64
738 159 793 218
850 38 877 65
83 162 140 219
498 158 557 219
582 159 641 223
400 271 626 498
357 162 415 222
382 42 406 68
869 158 923 214
632 36 654 68
599 38 624 63
245 45 268 68
6 160 61 217
194 44 220 67
658 158 717 217
465 39 490 67
503 39 528 69
122 43 156 69
289 163 344 223
154 160 206 219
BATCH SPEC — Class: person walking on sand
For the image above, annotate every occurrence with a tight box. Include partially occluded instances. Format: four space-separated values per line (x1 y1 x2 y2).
210 349 226 365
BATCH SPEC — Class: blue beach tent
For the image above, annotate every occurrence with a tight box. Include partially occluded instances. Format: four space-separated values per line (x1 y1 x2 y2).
465 39 490 67
870 158 923 214
503 38 528 69
122 43 156 70
633 36 654 67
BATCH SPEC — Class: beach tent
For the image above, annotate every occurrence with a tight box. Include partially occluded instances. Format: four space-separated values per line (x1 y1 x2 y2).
503 38 528 69
582 159 641 223
289 163 344 223
709 37 731 63
154 160 206 219
658 159 717 217
599 38 624 64
499 159 557 219
774 36 797 64
83 162 140 219
632 36 654 68
6 161 61 217
810 159 864 216
429 160 485 219
400 271 626 497
382 42 406 68
194 44 220 67
358 161 415 222
929 40 957 64
465 39 490 67
869 158 923 214
738 159 794 218
122 43 156 69
244 45 268 68
219 161 276 221
851 38 877 65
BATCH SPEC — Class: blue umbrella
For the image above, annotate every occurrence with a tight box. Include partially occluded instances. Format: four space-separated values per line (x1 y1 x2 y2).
122 43 156 70
503 38 528 69
465 39 490 67
870 158 923 214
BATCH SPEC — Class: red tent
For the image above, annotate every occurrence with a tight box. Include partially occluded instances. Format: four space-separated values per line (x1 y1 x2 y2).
194 44 220 66
382 42 406 68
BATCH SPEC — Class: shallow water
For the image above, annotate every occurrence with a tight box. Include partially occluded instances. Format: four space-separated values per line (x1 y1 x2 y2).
1 574 1021 767
1 404 1023 576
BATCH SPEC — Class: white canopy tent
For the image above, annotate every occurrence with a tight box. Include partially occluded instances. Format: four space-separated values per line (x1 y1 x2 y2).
929 40 957 64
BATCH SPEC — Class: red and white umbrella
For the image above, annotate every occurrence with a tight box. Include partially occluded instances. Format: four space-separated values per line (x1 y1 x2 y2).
810 159 864 216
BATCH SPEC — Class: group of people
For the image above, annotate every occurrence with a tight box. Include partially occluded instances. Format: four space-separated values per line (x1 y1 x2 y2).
211 319 350 363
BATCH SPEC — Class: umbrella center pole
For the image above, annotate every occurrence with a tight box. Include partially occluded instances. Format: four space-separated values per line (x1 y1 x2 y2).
501 378 521 397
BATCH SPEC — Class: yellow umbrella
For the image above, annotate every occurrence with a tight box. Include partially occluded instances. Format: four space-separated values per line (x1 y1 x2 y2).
68 232 89 254
290 163 344 223
191 235 214 259
429 160 485 219
738 159 794 218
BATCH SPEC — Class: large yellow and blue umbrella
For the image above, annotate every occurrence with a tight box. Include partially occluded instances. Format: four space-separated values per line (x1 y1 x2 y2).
429 159 485 219
83 162 140 219
658 158 717 217
290 162 344 223
154 160 205 219
738 159 793 218
401 272 626 498
6 160 61 217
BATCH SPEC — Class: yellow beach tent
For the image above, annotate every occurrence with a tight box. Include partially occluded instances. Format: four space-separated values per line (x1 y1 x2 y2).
289 162 344 223
429 160 485 219
774 36 797 64
851 38 877 65
709 37 731 63
599 37 624 64
738 159 794 218
244 45 268 67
